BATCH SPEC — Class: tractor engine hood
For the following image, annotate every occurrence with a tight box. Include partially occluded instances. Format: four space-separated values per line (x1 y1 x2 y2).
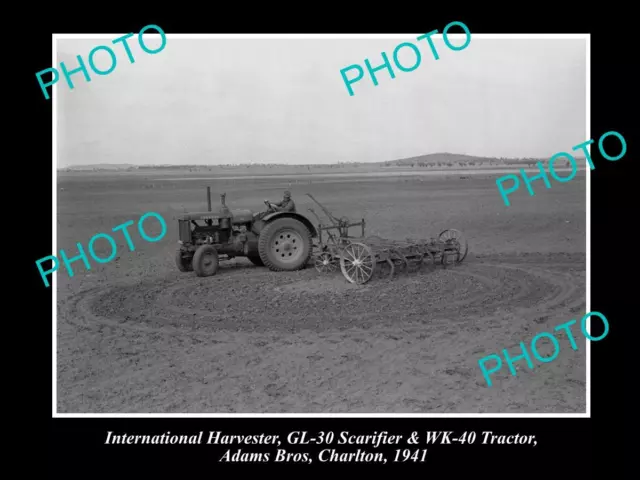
178 209 254 223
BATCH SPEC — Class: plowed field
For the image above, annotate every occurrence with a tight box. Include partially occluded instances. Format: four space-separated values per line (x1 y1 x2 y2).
56 170 587 413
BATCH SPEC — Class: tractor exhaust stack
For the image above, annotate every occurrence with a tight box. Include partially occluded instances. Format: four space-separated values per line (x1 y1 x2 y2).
206 187 212 212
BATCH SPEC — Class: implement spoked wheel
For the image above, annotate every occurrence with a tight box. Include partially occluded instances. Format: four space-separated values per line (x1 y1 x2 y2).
438 229 468 264
339 242 376 284
314 252 338 273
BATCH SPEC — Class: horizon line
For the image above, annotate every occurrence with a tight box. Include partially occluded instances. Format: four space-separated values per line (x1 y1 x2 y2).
57 154 588 170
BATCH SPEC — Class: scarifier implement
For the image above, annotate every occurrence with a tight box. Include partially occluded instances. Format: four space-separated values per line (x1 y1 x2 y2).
175 187 316 277
307 194 469 285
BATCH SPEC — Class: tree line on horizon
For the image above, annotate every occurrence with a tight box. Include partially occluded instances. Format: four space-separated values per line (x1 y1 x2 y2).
59 153 584 172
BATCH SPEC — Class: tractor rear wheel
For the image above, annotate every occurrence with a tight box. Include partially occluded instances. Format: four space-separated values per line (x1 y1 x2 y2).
258 217 312 271
192 245 219 277
175 248 193 272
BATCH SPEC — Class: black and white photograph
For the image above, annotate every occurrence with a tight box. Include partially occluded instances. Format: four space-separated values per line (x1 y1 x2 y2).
52 33 589 415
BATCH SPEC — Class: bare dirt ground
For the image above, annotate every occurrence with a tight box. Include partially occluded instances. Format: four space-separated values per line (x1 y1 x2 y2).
56 170 587 413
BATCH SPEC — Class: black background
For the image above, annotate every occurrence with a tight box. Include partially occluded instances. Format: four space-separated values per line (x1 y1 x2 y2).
17 8 632 476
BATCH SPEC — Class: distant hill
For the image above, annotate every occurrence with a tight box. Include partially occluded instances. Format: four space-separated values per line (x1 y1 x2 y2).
372 152 586 168
374 152 509 167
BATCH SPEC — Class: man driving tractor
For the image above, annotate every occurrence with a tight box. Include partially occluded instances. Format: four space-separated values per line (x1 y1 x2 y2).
266 190 296 213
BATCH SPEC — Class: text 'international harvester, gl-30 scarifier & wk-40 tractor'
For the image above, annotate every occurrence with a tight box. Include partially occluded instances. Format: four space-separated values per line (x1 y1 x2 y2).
175 187 317 276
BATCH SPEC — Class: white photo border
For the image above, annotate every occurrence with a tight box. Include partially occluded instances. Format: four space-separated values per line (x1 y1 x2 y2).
52 33 591 418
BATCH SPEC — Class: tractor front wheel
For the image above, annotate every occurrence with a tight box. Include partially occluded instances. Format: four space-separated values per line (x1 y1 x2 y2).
258 218 312 271
192 245 219 277
175 248 193 272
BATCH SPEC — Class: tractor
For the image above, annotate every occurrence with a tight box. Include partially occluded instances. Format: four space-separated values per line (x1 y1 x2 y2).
175 187 317 277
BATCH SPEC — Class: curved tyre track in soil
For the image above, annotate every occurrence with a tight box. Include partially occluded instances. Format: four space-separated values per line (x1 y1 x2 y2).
62 253 585 336
57 252 586 414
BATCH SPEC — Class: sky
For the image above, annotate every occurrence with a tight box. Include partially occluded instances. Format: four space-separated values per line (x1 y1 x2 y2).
55 35 587 167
